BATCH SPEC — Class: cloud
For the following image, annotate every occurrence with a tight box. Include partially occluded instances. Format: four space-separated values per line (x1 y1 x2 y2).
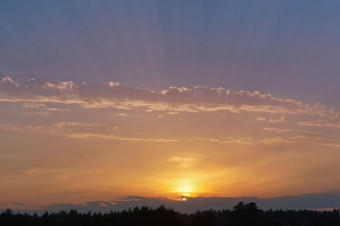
66 133 256 145
0 76 19 92
297 120 340 128
23 168 65 175
2 78 340 149
262 135 313 145
185 137 254 145
108 81 121 87
268 116 285 123
167 156 197 168
263 127 292 133
22 102 45 108
1 76 339 120
1 76 339 148
8 193 340 214
22 78 75 94
260 135 340 148
23 168 71 180
67 133 179 143
256 116 286 123
117 113 127 117
54 121 95 128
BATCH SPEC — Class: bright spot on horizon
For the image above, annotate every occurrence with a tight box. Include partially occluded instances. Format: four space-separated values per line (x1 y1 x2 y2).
182 197 188 202
178 186 194 201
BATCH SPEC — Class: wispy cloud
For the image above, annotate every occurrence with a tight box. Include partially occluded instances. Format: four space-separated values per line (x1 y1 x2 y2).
262 135 313 145
263 127 292 133
297 120 340 128
167 156 197 168
185 137 254 145
54 121 95 128
1 77 339 120
67 133 179 143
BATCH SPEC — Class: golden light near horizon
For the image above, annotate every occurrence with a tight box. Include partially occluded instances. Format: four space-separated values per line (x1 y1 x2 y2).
176 180 197 201
179 186 193 201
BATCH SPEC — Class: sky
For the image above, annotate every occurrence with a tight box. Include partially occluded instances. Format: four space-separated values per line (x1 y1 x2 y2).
1 0 340 212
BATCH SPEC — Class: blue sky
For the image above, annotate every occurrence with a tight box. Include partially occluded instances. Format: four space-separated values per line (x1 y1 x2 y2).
1 0 340 107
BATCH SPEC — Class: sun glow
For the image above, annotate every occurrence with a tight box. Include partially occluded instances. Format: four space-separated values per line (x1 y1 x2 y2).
167 176 209 201
178 186 194 201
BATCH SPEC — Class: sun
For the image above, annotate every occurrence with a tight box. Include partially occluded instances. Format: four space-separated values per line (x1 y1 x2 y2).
178 186 193 201
166 177 204 201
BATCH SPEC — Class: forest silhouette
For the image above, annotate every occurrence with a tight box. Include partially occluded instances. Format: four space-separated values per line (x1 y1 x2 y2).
1 202 340 226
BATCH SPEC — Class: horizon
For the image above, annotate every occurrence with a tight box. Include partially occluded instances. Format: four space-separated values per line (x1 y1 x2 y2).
3 192 340 214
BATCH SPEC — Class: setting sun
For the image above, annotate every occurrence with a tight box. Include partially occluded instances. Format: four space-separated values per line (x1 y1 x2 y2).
176 183 196 201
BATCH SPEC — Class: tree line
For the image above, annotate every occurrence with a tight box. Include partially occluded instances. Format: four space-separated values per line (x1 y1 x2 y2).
1 202 340 226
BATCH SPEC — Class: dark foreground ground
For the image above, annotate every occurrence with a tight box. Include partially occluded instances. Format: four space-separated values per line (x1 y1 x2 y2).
1 202 340 226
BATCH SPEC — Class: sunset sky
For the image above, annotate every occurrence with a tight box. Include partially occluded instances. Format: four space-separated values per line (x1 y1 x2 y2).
1 0 340 211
